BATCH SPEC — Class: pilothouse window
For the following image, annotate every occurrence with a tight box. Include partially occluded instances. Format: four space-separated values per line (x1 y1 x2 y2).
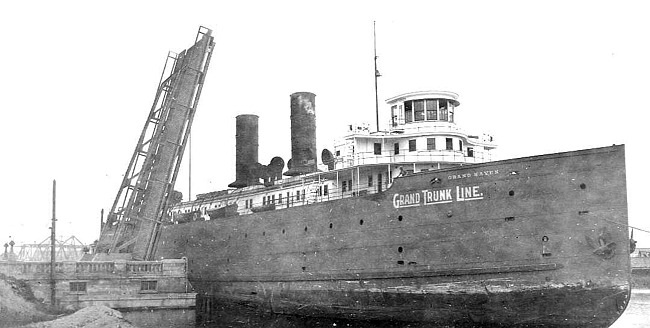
439 100 448 121
414 100 425 121
426 99 437 120
404 101 413 123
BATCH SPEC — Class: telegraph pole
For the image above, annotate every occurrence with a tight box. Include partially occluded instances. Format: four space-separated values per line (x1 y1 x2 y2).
50 179 56 309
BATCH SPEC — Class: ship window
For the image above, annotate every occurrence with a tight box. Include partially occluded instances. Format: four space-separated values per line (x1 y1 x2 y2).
324 185 329 196
374 143 382 155
271 195 275 204
391 105 398 127
409 139 416 152
262 197 266 205
446 138 453 150
302 189 305 200
426 99 437 120
404 101 413 123
439 100 449 121
287 192 291 204
348 180 352 193
413 100 425 121
342 181 347 192
70 281 86 292
449 104 454 123
368 175 373 187
278 194 282 204
296 190 300 200
459 140 463 151
467 147 474 157
427 138 435 150
141 280 157 292
394 142 399 155
336 150 341 156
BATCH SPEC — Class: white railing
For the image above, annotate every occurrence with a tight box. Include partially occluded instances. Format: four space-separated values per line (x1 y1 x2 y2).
334 149 491 169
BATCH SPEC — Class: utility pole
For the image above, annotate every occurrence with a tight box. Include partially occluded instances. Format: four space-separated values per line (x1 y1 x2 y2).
50 179 56 309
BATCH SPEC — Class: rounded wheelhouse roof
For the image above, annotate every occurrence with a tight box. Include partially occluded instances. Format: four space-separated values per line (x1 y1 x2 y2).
385 90 460 107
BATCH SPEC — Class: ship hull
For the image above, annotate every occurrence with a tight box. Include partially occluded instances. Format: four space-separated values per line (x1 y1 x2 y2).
196 282 629 327
156 145 630 326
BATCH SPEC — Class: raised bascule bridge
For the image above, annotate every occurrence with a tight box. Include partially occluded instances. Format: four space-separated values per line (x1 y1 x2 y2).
0 27 214 315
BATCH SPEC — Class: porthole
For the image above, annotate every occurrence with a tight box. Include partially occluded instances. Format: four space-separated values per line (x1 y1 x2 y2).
542 236 549 242
580 183 586 190
304 226 308 232
398 215 403 222
282 229 285 234
329 223 333 229
509 190 515 196
359 219 364 226
398 246 403 253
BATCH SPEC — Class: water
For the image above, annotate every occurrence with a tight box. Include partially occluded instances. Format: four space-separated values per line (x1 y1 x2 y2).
610 290 650 328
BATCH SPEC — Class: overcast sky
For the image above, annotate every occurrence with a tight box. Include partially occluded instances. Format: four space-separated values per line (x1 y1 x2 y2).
1 1 648 248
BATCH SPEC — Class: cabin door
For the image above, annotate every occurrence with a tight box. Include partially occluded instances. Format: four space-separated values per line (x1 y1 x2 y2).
378 173 383 193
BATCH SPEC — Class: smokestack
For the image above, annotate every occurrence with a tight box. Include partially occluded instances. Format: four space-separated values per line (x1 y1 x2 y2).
284 92 318 176
229 114 259 188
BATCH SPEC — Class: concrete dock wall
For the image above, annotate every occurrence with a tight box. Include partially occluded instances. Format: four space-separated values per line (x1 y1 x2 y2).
0 258 195 311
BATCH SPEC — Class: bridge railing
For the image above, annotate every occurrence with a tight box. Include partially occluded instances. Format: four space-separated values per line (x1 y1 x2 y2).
0 258 187 279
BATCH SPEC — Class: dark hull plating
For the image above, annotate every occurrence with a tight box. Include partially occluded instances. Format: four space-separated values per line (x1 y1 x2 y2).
156 145 631 326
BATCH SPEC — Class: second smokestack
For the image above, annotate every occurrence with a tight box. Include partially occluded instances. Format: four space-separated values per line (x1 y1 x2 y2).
284 92 317 176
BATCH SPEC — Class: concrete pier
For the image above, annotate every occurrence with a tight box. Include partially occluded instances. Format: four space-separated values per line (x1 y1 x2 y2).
0 258 195 311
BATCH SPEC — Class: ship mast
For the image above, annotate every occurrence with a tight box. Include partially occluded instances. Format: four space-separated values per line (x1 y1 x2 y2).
374 21 381 132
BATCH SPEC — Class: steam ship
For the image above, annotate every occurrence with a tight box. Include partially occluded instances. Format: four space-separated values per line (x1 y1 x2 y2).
155 90 631 327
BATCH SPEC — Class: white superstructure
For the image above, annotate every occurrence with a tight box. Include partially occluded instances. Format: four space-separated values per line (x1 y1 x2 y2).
170 90 496 221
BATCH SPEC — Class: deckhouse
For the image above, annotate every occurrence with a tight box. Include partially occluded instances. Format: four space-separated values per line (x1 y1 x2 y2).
169 90 496 221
